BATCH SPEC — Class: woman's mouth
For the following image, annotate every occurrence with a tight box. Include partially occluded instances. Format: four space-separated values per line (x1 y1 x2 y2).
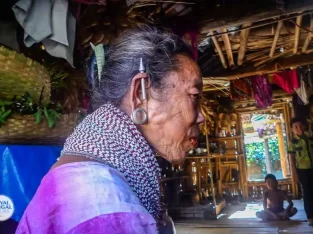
190 137 198 148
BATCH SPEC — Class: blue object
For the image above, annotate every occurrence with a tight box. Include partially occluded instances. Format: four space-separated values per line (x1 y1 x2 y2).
0 145 62 222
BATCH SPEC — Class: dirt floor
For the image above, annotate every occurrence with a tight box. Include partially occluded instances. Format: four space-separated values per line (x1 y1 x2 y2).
174 200 313 234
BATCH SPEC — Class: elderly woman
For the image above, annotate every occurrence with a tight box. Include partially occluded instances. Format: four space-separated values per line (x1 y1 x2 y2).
16 26 204 234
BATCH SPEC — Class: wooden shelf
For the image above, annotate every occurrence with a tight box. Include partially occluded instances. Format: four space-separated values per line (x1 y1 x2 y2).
211 153 243 157
210 136 242 140
187 153 243 159
160 176 191 183
201 184 218 188
186 156 211 159
219 162 238 166
222 182 239 186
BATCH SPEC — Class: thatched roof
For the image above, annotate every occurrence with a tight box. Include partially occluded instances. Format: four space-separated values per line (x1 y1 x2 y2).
3 0 313 94
74 0 313 93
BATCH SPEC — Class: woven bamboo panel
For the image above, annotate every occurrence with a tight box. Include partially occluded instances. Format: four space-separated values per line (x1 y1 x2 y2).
0 46 51 103
0 114 77 145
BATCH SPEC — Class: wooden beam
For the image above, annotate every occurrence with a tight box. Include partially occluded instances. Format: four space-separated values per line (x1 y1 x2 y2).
294 15 303 54
199 1 313 34
256 49 292 68
211 34 228 69
221 28 235 67
302 14 313 53
237 23 251 65
269 21 283 57
205 53 313 80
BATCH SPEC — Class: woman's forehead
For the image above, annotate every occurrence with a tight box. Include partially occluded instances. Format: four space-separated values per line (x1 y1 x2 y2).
175 56 202 86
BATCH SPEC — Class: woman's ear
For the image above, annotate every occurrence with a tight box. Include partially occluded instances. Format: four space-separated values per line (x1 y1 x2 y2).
129 73 149 111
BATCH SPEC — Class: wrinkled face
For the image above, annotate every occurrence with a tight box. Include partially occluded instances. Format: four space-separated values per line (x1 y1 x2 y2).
292 121 304 136
266 178 277 190
143 55 204 163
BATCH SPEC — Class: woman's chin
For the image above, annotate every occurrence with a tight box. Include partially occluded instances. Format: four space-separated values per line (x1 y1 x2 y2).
157 150 187 163
169 151 188 163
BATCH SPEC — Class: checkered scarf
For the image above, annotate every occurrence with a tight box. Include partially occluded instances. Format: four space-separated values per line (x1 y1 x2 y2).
61 104 161 220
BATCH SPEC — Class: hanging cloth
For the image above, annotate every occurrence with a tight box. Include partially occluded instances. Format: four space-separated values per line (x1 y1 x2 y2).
230 77 253 101
307 67 313 88
272 70 299 94
12 0 76 67
252 75 273 109
295 67 309 105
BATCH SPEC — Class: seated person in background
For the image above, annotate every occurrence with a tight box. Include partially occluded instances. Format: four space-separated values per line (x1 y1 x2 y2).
256 174 297 221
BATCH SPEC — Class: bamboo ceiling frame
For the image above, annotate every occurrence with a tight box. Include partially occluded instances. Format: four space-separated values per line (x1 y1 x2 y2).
204 5 313 81
200 2 313 34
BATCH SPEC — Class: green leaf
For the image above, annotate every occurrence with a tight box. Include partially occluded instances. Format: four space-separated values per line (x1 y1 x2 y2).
34 108 42 124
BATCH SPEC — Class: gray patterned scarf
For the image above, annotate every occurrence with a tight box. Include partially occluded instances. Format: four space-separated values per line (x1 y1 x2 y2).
61 104 161 220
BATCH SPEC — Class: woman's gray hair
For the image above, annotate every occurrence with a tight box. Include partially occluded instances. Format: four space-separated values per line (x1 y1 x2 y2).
92 25 194 107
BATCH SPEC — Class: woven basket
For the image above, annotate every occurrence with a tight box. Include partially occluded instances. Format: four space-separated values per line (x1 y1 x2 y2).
0 46 51 104
0 114 78 145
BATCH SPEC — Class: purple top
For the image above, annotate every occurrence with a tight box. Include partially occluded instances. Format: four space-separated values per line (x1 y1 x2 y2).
16 162 158 234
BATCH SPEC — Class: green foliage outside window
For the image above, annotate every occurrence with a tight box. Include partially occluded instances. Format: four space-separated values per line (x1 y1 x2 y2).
245 137 282 175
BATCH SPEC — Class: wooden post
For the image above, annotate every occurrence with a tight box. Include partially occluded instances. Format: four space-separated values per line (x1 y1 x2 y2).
302 14 313 53
293 15 303 54
237 23 251 66
276 121 288 178
197 160 202 195
269 20 283 57
221 28 235 67
289 154 299 198
218 179 222 196
205 119 217 207
237 116 249 198
264 138 272 174
211 33 228 69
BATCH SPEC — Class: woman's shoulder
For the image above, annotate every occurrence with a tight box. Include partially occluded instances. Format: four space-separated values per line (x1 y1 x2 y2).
43 161 146 211
16 161 157 234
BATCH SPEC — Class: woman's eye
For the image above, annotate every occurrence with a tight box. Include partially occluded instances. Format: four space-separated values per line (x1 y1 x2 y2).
192 94 201 100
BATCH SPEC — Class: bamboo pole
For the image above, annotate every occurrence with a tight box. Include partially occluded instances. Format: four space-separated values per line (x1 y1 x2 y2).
302 14 313 53
211 33 228 69
237 23 251 65
285 103 298 198
269 21 284 57
255 49 292 68
205 53 313 80
282 103 293 197
205 119 217 208
237 114 248 198
197 160 201 195
293 15 303 54
221 28 235 67
236 104 288 113
276 121 288 178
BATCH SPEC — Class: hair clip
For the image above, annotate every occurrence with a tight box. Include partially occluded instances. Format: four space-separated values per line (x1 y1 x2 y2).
90 43 105 84
139 58 147 100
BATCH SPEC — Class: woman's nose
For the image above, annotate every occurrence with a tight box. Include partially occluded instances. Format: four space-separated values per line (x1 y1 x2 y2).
197 109 205 124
